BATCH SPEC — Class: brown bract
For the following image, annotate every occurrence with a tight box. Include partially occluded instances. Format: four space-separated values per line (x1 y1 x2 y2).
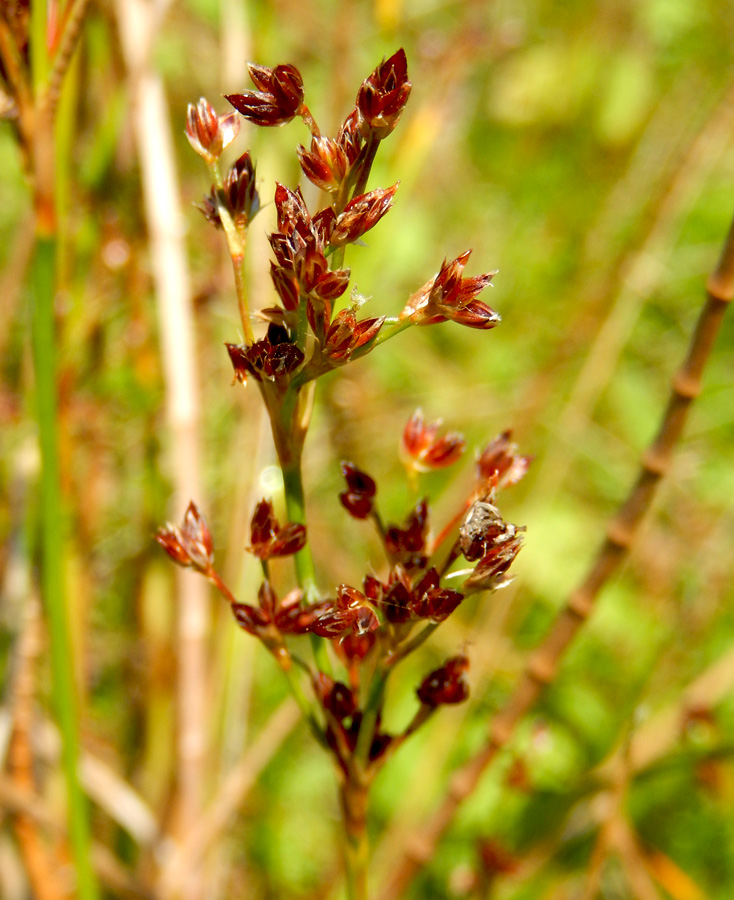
223 151 259 226
356 48 412 140
370 566 463 625
247 499 307 559
417 655 470 707
186 97 240 163
232 583 316 642
226 324 304 384
339 462 377 519
155 501 214 574
385 498 430 570
401 409 466 473
308 584 380 639
226 63 304 127
402 251 500 330
476 431 533 491
297 135 349 193
331 184 399 246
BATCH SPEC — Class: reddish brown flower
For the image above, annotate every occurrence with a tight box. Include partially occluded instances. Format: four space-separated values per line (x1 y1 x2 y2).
223 151 259 226
247 499 307 559
226 63 304 127
274 183 313 239
232 583 316 641
476 431 532 491
331 185 399 246
186 97 240 162
377 566 463 624
308 584 380 639
297 135 349 193
226 324 304 384
323 309 385 363
385 498 430 569
339 462 377 519
400 409 465 473
356 48 412 140
156 501 214 574
313 673 358 721
417 655 469 707
336 109 364 167
401 251 500 330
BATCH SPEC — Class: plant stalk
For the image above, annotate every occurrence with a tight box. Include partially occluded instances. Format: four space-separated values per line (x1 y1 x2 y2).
31 236 99 900
340 776 370 900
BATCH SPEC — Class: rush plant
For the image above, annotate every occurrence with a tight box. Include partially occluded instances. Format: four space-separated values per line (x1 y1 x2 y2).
156 48 734 900
157 50 530 899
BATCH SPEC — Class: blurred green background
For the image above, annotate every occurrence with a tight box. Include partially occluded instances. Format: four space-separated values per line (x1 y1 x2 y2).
2 0 734 897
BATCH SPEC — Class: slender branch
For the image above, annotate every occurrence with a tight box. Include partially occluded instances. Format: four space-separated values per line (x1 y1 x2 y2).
378 212 734 900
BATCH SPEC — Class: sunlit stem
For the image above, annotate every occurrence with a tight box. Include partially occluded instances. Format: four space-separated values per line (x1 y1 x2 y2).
208 159 254 344
340 777 370 900
386 622 439 667
368 316 413 348
355 663 388 768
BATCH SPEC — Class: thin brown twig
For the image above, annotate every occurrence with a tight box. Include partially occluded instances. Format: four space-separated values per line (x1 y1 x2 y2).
379 214 734 900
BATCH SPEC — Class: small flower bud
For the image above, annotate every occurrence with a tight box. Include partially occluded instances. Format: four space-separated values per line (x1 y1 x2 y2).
223 151 260 226
417 655 469 707
226 63 304 127
331 184 399 247
400 409 465 473
356 49 412 140
156 501 214 574
476 431 532 490
248 499 307 559
186 98 240 163
339 462 377 519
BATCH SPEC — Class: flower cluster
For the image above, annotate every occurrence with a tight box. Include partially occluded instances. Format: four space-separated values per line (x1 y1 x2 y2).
186 51 499 404
158 50 530 844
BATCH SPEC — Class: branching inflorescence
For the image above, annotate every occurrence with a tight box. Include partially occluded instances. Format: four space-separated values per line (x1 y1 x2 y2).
157 50 530 899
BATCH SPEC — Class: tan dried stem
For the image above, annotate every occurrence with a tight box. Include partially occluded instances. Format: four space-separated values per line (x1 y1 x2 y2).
8 596 66 900
379 214 734 900
114 2 208 896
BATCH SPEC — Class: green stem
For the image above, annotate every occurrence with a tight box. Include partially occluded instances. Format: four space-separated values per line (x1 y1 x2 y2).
208 159 254 343
355 663 388 768
369 316 413 348
31 237 99 900
340 778 370 900
281 456 331 674
386 622 439 667
282 458 317 595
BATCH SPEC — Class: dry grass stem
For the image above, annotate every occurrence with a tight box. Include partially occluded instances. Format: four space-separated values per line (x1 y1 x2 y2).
114 1 208 894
